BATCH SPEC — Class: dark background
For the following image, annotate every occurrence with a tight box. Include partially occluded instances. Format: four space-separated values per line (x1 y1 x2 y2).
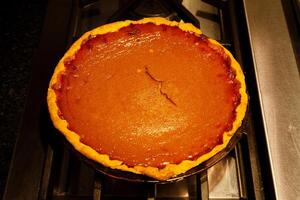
0 0 47 197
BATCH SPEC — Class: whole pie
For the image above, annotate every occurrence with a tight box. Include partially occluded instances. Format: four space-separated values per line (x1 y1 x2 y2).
47 17 247 180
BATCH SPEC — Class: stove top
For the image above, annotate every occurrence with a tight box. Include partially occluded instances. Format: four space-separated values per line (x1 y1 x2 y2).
5 0 300 199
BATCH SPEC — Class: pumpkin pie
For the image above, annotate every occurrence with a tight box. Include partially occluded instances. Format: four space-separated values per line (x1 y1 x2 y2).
47 17 248 180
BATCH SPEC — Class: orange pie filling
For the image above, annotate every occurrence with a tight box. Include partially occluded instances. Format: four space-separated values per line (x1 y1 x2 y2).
52 23 241 169
47 18 248 180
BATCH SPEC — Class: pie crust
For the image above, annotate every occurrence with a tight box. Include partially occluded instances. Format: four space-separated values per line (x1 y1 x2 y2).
47 17 248 180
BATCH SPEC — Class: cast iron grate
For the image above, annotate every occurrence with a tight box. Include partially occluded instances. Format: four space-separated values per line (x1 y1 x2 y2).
4 0 269 199
41 1 249 199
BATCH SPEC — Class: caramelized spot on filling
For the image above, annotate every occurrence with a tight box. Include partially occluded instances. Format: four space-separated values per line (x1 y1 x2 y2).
54 23 241 168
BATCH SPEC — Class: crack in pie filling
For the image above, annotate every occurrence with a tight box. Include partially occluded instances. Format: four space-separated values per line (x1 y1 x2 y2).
48 18 248 180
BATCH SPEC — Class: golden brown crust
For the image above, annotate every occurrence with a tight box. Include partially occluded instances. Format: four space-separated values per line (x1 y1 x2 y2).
47 17 248 180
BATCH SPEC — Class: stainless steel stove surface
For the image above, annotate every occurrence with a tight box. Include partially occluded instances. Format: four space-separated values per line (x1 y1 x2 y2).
4 0 300 199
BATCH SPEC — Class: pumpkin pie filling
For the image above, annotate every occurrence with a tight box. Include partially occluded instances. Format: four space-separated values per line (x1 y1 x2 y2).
53 23 241 169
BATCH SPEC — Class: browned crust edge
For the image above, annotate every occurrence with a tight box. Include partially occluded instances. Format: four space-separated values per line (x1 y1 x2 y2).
47 17 248 180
